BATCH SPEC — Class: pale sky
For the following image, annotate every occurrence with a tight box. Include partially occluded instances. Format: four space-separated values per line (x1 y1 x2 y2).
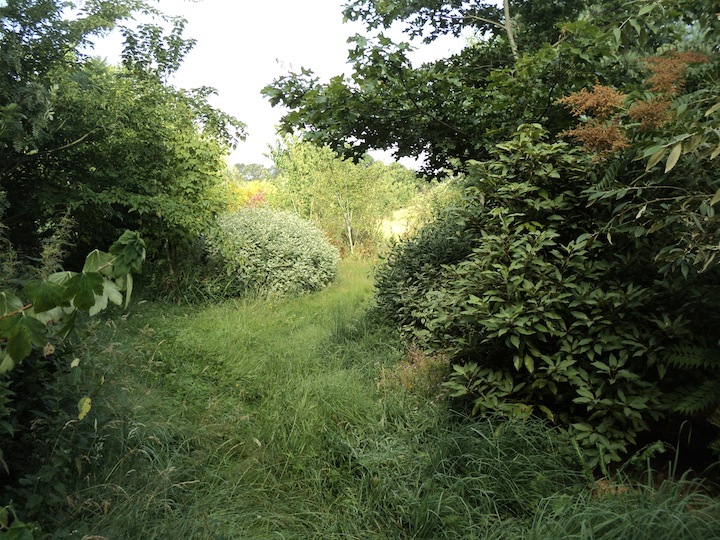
90 0 467 167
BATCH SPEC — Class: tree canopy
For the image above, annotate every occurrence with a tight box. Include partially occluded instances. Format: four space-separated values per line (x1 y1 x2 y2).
263 0 715 175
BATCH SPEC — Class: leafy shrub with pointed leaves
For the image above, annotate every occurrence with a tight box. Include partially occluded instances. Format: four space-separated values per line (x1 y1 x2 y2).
374 124 720 468
0 228 145 528
203 208 339 298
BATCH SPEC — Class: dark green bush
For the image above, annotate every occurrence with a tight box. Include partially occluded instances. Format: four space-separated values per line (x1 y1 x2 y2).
374 124 720 468
203 208 340 298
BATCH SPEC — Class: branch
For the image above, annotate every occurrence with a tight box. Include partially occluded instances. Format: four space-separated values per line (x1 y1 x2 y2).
0 303 33 322
503 0 519 62
462 0 518 61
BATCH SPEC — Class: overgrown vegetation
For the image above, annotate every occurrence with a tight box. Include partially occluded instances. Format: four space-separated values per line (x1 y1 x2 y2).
4 261 719 538
2 0 720 536
270 0 720 469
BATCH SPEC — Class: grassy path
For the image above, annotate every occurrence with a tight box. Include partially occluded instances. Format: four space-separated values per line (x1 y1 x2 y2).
65 260 720 539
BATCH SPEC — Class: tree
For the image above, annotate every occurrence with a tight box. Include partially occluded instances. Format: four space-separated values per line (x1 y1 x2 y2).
263 0 596 174
271 138 416 254
268 0 720 465
0 0 245 270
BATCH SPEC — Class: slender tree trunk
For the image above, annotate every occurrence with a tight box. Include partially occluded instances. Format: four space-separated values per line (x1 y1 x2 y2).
504 0 519 61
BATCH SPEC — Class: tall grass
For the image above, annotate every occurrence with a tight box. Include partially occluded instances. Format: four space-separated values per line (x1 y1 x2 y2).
49 259 720 539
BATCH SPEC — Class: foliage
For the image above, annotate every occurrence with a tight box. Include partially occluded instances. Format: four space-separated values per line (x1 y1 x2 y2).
271 138 417 254
374 124 720 467
0 0 245 271
0 228 145 530
201 208 340 298
222 176 276 212
229 162 278 181
263 0 635 174
11 261 712 538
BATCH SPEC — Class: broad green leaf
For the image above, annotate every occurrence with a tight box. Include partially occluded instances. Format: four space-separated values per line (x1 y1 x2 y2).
711 144 720 160
612 27 621 45
0 291 23 316
5 314 46 362
637 4 654 16
104 280 123 306
109 230 146 276
77 396 92 420
83 249 114 274
48 271 75 285
87 290 108 317
664 143 682 173
87 279 122 316
64 272 105 311
24 279 65 313
524 355 535 373
513 355 522 370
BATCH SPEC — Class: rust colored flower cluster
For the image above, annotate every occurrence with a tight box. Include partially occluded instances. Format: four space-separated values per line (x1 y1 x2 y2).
561 119 629 157
643 51 711 96
557 50 711 158
556 84 626 119
627 97 673 130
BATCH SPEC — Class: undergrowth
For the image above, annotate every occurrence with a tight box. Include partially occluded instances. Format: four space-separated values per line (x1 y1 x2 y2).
20 260 720 539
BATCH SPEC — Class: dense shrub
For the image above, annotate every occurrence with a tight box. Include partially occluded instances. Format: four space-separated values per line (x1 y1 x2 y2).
374 124 720 468
203 208 339 298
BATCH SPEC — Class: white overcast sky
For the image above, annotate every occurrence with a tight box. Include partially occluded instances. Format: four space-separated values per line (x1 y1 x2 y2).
89 0 467 167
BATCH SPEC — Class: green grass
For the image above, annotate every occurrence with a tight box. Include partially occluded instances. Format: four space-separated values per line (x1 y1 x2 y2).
37 259 720 539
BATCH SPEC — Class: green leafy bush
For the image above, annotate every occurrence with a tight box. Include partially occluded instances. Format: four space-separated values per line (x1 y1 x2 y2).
374 124 720 468
203 208 340 298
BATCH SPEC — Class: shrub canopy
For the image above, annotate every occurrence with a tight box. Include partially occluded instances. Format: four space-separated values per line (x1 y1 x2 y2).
204 208 340 298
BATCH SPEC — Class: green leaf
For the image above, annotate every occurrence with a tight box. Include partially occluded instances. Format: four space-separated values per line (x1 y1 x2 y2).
646 147 667 170
0 353 15 374
82 249 114 274
705 101 720 117
4 314 47 362
109 230 146 276
513 355 522 370
78 396 92 420
665 143 682 173
64 272 105 311
24 279 65 313
124 274 134 308
711 144 720 160
524 355 535 373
